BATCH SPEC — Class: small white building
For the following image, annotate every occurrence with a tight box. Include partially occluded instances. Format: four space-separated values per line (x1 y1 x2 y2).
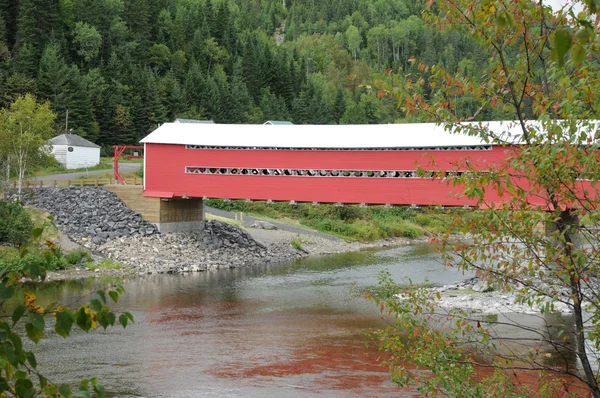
50 134 101 169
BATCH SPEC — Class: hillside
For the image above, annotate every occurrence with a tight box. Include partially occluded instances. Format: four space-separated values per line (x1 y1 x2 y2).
0 0 500 152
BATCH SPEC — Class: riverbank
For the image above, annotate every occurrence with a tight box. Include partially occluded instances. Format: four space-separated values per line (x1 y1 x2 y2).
45 221 423 281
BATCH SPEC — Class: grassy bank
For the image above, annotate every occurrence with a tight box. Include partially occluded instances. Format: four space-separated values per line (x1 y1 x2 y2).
32 157 142 177
207 199 451 241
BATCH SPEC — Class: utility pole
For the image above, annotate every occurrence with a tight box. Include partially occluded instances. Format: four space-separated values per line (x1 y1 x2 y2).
65 109 69 134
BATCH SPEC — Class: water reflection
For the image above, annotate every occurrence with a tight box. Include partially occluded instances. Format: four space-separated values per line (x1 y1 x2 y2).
20 244 577 397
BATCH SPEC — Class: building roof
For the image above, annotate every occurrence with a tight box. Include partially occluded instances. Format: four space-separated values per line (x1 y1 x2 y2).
173 119 215 124
264 121 294 125
140 122 536 149
50 134 100 148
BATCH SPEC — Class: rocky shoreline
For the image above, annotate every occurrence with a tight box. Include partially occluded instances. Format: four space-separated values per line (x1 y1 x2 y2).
428 277 572 315
22 187 419 280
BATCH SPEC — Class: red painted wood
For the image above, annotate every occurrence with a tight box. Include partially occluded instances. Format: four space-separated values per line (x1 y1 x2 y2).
146 144 509 171
144 143 598 207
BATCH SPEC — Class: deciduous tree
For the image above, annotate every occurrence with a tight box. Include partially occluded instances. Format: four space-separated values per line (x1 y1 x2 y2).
369 0 600 396
0 94 54 198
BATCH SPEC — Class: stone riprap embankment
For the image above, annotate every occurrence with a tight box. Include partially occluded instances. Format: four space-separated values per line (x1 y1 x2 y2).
100 221 304 274
24 187 159 244
23 187 305 274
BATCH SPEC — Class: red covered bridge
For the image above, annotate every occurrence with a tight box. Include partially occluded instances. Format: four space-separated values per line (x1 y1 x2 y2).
140 122 525 204
135 122 532 232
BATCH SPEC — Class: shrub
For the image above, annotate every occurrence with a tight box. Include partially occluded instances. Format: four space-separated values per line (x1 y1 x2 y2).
0 201 33 246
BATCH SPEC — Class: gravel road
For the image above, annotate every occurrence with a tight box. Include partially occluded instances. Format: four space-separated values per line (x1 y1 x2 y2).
206 206 340 241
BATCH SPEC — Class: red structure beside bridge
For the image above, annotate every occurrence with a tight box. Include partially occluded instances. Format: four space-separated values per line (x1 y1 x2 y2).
140 122 522 208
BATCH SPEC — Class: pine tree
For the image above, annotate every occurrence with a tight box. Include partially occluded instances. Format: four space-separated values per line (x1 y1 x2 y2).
14 0 61 57
124 0 151 57
332 87 346 124
65 66 96 139
204 0 215 37
10 42 38 78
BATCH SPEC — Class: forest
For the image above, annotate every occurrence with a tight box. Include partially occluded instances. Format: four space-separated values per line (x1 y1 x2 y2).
0 0 502 152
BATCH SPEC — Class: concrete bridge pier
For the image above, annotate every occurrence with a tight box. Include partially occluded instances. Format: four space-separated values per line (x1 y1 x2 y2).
104 185 205 233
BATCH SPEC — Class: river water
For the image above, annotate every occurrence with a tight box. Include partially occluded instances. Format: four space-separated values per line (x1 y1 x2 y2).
32 244 476 397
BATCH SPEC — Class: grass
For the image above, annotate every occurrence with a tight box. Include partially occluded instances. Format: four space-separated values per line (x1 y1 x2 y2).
205 213 245 228
206 199 452 242
86 258 126 271
291 234 312 251
32 157 142 177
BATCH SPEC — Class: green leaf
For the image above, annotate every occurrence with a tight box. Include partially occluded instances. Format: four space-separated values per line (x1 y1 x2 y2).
75 308 91 332
108 291 119 303
106 311 116 326
575 27 592 42
93 383 105 398
56 309 75 338
123 312 134 322
13 370 27 380
25 323 43 343
10 333 23 353
31 227 44 239
29 313 45 331
571 44 585 64
78 379 90 398
89 299 103 313
118 314 129 328
96 290 107 304
553 29 573 67
98 311 116 330
39 375 48 390
28 263 41 280
14 378 33 397
77 390 91 398
97 312 109 330
0 377 8 393
0 283 15 300
59 384 72 398
26 351 37 368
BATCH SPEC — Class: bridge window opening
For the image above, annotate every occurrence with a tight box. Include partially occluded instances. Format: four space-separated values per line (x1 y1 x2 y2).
185 167 439 179
185 144 492 152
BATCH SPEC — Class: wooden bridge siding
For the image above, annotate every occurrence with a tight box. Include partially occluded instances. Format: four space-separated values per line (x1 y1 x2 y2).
144 144 515 206
146 144 510 171
157 174 487 206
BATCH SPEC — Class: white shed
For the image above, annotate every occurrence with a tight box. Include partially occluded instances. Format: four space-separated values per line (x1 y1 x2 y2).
50 134 101 169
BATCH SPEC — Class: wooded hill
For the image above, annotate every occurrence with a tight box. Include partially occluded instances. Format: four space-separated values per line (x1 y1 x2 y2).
0 0 502 151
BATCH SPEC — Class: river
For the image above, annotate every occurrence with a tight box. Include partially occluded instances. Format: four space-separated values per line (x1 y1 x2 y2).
31 244 476 397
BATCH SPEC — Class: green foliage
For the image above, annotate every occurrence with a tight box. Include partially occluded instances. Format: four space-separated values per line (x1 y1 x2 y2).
369 0 600 395
0 221 132 397
0 202 33 246
365 272 567 397
0 0 500 146
290 235 304 251
207 199 444 241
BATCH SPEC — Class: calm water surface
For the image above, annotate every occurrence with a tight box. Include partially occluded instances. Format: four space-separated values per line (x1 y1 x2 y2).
32 244 474 397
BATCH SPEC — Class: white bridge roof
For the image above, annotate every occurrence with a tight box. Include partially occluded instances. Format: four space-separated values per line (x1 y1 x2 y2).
139 121 573 149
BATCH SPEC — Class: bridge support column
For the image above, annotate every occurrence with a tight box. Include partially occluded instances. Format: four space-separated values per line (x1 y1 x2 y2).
104 185 204 234
155 198 205 233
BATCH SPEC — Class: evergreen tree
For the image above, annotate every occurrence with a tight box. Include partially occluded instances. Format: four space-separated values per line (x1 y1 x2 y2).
259 88 289 122
10 42 38 78
332 87 346 123
15 0 61 57
37 42 72 125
